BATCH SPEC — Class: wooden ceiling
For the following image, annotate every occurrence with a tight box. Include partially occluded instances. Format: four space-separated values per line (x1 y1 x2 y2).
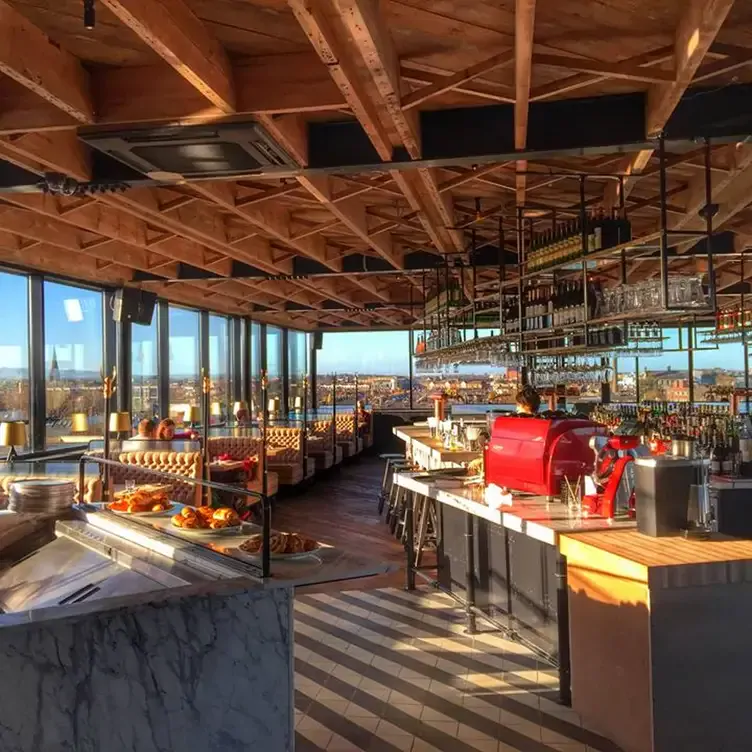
0 0 751 329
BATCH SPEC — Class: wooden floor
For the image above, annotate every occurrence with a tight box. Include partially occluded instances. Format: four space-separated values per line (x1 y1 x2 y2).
273 456 407 591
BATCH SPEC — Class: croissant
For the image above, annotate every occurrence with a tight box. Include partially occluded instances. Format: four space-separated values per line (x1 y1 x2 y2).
182 517 200 529
212 507 234 521
181 507 198 519
171 514 185 527
209 519 229 530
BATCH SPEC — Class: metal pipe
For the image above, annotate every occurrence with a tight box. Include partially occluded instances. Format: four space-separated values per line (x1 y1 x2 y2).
658 134 670 310
580 176 589 341
704 136 717 316
472 229 478 338
464 511 477 634
498 217 505 335
405 502 416 591
260 370 270 578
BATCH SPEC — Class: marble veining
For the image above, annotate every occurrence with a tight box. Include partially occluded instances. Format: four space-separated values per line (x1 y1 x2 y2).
0 587 294 752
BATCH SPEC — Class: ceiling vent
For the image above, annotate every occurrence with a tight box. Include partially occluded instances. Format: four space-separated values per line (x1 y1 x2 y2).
79 122 298 180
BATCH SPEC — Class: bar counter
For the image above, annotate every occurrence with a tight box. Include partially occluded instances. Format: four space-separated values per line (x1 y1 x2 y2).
395 427 752 752
393 424 480 469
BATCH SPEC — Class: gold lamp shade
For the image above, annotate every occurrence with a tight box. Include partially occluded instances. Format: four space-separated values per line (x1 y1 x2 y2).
0 421 26 447
233 401 247 414
211 401 223 416
268 397 279 413
109 412 131 433
71 413 89 433
294 396 303 410
186 406 201 423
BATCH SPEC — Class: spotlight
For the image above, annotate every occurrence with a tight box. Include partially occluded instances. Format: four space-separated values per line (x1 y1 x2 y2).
84 0 95 29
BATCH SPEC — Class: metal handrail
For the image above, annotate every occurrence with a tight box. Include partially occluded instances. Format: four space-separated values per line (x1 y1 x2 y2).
78 453 273 578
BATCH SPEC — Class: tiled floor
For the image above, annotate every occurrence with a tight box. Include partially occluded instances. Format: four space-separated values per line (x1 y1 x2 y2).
293 586 623 752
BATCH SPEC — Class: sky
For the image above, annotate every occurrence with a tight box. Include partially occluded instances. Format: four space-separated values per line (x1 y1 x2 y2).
0 271 747 378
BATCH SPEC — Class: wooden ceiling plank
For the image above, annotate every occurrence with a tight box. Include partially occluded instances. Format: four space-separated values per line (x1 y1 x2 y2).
401 50 515 110
605 0 736 209
0 1 93 123
255 113 309 166
515 0 537 206
99 0 235 112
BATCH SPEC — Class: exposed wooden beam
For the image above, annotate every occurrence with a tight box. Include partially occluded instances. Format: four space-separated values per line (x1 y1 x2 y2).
0 0 93 123
298 175 404 268
334 0 464 254
515 0 537 206
256 113 309 167
530 47 675 101
400 65 514 104
533 53 674 83
401 51 515 110
99 0 235 113
605 0 736 209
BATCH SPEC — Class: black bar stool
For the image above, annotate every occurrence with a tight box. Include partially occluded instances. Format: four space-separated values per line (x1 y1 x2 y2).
378 453 406 514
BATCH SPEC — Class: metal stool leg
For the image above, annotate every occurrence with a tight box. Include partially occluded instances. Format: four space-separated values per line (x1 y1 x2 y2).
414 494 431 567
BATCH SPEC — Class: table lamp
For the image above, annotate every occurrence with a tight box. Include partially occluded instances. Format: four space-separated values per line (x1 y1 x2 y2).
71 412 89 434
268 397 279 416
109 411 131 441
294 396 303 412
0 421 26 462
186 405 201 428
211 401 223 418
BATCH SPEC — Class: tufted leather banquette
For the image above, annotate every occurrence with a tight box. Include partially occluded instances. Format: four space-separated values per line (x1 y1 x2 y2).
108 451 203 506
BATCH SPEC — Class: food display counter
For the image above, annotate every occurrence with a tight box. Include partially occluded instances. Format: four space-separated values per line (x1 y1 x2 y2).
0 500 394 752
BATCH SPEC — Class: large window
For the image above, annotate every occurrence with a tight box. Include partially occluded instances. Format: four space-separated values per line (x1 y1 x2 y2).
168 306 200 423
250 321 262 418
132 315 159 421
288 330 307 414
412 328 518 410
266 325 283 413
637 328 690 402
692 326 745 405
209 314 229 422
317 330 410 410
44 281 103 445
0 272 29 426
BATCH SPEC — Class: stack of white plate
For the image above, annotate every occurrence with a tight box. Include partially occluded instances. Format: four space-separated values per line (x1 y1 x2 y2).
8 479 75 513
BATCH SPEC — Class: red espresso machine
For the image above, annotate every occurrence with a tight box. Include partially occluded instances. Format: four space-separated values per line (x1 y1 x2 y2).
484 415 606 501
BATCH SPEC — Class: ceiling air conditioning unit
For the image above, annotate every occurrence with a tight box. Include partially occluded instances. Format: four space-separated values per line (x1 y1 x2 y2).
79 122 298 180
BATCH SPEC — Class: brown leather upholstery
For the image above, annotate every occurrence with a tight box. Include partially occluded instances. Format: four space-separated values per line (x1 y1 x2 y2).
109 451 203 506
0 475 102 506
207 434 302 485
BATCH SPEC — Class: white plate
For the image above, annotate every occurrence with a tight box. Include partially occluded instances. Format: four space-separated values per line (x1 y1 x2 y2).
231 545 324 561
169 523 246 537
106 503 176 517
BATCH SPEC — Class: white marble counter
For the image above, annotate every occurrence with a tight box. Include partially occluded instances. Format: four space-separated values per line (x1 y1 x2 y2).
0 578 294 752
396 472 635 546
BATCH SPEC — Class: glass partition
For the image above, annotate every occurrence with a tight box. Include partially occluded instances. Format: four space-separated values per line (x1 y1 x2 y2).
43 281 104 445
692 326 745 406
131 315 159 421
209 314 229 422
168 306 200 423
0 272 29 426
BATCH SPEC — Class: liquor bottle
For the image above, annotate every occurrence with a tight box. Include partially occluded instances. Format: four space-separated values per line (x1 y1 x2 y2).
710 435 723 475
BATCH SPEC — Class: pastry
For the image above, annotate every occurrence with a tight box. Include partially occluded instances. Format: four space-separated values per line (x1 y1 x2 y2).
171 514 184 527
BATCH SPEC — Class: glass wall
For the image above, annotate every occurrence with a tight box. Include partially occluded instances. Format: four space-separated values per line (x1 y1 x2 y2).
209 314 229 422
317 330 411 410
637 328 690 402
412 328 518 410
692 326 745 405
168 306 200 424
0 272 29 426
131 316 159 421
250 321 262 418
288 330 307 414
44 281 103 445
266 325 283 415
